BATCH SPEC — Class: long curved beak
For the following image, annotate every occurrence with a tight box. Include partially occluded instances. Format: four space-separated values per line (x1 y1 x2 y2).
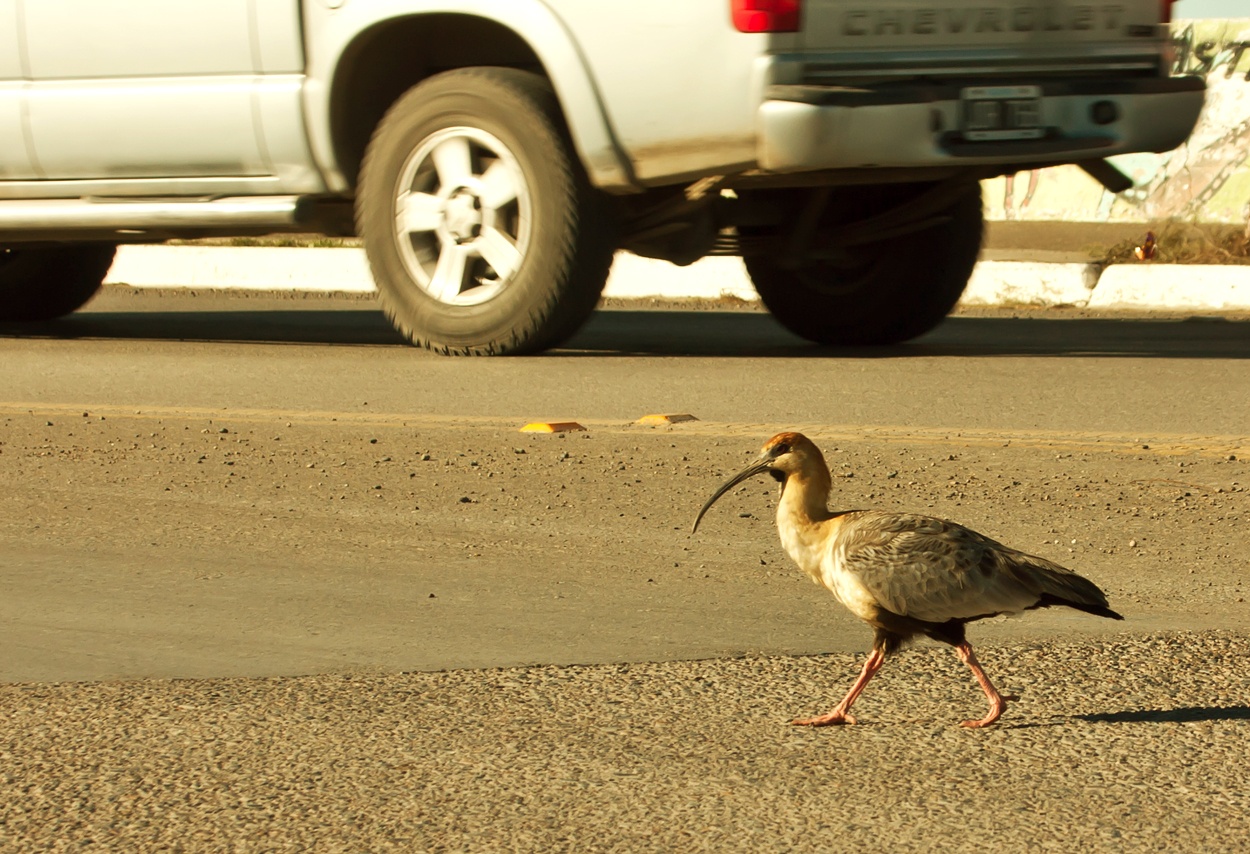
691 456 773 534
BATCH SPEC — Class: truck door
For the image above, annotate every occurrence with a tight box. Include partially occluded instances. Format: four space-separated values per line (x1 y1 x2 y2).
0 0 37 180
21 0 305 183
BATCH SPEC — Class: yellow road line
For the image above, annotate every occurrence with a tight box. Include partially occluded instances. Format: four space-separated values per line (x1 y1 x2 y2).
1 401 1245 457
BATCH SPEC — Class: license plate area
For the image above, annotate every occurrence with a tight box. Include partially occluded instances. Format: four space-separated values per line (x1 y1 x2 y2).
960 86 1044 141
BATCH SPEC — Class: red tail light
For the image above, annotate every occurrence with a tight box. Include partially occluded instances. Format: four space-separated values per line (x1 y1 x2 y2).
1160 0 1175 23
731 0 802 33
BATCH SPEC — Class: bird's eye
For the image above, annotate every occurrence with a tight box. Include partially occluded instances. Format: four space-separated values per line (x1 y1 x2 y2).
772 442 791 456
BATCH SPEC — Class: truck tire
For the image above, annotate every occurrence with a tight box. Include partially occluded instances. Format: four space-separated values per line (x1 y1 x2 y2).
357 68 617 355
0 244 117 322
743 185 983 346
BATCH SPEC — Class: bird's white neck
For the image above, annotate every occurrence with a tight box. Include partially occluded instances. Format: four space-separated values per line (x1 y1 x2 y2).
775 470 834 582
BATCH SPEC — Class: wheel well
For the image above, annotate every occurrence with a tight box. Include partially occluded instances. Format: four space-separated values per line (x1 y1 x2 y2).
329 14 547 189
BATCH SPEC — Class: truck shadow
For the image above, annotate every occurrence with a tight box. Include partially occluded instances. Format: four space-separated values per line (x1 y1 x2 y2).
3 305 1248 359
567 310 1250 359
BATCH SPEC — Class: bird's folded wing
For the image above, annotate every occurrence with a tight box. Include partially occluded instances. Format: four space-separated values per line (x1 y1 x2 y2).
836 512 1042 623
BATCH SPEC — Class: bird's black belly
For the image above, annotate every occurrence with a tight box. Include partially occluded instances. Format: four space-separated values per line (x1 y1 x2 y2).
870 609 972 656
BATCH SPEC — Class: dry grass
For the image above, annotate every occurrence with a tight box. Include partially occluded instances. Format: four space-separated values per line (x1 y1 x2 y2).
1099 221 1250 266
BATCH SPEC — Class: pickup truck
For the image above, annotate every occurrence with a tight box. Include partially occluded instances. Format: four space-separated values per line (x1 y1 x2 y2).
0 0 1205 354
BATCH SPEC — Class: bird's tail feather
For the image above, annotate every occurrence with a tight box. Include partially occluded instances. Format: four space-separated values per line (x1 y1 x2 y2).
1036 593 1124 621
1012 555 1125 621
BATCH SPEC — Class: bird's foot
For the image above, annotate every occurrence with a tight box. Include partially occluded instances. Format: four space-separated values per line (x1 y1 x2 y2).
792 709 858 727
959 693 1019 729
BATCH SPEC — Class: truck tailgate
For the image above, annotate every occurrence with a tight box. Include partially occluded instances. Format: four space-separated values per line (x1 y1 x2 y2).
795 0 1169 77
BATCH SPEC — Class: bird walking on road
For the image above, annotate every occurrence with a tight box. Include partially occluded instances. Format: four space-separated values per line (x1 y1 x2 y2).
692 432 1123 728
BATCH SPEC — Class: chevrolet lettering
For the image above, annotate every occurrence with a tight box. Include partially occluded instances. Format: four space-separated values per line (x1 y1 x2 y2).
842 4 1127 36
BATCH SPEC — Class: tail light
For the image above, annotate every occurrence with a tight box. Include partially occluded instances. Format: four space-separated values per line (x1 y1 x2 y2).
731 0 802 33
1160 0 1175 23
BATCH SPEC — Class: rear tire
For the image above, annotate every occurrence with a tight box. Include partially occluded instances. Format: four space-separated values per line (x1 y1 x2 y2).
743 184 983 346
357 68 617 355
0 244 117 322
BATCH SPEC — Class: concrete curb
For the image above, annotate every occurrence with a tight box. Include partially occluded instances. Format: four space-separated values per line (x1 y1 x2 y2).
1088 264 1250 311
102 245 1250 311
105 245 374 293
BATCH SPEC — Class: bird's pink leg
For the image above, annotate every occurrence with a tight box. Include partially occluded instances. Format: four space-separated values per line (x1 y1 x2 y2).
793 648 885 726
954 642 1019 728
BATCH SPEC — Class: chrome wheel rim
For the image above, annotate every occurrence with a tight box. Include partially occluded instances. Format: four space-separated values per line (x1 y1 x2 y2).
393 127 531 307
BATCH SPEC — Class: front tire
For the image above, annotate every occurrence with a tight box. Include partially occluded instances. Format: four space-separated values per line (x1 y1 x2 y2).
0 244 117 322
357 68 617 355
743 184 983 346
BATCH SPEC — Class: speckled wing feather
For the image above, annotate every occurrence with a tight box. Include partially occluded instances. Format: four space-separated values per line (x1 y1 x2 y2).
832 510 1107 623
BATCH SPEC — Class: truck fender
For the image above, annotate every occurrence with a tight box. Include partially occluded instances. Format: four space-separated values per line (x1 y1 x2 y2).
301 0 636 193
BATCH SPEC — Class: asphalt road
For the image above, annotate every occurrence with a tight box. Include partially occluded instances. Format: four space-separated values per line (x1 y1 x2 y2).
1 288 1248 851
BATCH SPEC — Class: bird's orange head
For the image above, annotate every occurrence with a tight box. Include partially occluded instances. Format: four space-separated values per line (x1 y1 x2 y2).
691 432 829 533
758 432 825 476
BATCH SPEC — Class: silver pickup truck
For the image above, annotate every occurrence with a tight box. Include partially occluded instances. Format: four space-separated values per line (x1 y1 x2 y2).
0 0 1204 353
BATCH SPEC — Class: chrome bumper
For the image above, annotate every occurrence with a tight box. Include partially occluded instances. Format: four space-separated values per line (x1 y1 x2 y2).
757 76 1206 173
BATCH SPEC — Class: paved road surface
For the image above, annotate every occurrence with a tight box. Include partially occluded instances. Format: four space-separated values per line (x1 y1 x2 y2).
1 289 1247 850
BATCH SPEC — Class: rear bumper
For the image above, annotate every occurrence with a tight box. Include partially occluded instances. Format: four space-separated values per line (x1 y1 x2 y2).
757 75 1205 173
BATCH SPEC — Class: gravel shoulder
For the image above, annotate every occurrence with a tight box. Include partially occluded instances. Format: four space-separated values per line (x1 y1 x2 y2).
3 633 1248 851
